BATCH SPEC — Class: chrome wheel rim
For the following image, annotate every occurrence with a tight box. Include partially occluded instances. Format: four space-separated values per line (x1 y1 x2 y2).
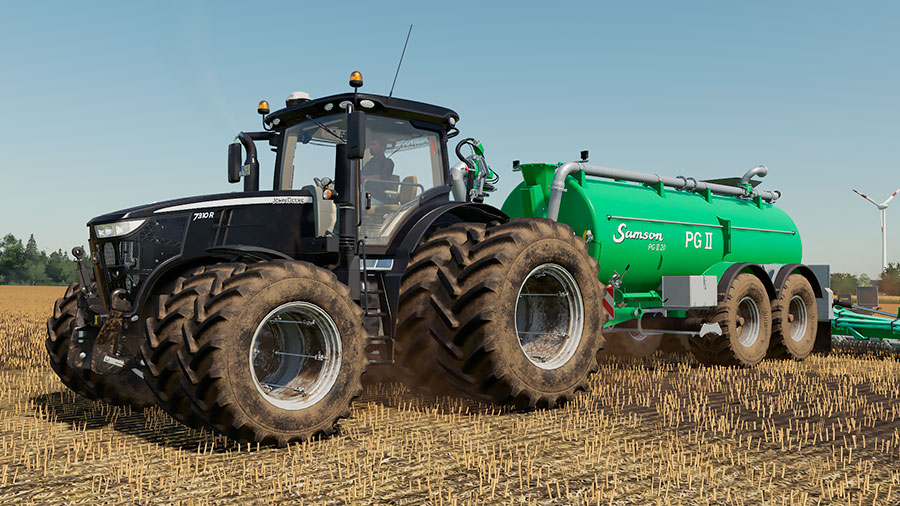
736 296 761 348
788 295 808 342
514 263 585 370
249 301 342 410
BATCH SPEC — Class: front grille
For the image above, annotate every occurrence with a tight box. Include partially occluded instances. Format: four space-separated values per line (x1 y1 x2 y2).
93 215 188 307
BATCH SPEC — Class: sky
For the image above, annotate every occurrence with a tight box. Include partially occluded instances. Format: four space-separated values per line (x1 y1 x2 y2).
0 1 898 276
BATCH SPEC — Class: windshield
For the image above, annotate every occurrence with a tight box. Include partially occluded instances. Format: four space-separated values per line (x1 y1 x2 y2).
281 113 445 246
280 114 347 190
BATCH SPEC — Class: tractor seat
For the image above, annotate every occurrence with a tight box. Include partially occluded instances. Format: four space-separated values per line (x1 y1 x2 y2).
366 176 419 215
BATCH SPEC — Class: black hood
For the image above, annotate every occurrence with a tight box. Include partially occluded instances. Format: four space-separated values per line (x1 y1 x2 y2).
87 190 312 226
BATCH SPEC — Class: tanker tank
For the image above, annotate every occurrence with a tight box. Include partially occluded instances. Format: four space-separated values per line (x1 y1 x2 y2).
501 162 802 292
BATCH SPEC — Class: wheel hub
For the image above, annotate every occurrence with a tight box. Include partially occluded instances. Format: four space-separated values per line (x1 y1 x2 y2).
787 294 808 342
514 263 585 370
736 296 761 348
249 301 342 410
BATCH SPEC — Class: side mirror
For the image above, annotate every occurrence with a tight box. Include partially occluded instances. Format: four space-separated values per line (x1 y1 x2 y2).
346 111 366 160
227 142 242 183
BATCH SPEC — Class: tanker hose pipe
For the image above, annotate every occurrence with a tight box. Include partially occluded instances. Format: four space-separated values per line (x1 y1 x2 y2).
684 176 697 191
740 165 768 185
546 161 583 221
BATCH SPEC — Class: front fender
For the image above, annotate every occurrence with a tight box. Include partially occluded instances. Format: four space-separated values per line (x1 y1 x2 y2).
127 245 293 318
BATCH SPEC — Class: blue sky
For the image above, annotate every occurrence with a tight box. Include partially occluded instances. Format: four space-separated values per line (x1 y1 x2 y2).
1 1 898 275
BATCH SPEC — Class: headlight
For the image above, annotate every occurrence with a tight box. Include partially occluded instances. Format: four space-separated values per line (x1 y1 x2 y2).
94 219 146 238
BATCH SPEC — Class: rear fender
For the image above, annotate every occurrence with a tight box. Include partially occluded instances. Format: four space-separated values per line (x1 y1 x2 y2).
381 202 508 337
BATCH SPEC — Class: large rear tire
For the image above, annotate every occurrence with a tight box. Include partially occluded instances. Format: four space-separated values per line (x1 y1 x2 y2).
394 223 486 394
688 273 772 366
143 261 366 446
46 283 154 409
397 219 604 409
768 274 817 360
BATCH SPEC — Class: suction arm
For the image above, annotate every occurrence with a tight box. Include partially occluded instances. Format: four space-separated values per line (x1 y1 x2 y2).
740 165 768 186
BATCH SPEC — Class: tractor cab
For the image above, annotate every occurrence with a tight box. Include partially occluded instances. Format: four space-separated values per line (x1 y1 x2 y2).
230 75 461 254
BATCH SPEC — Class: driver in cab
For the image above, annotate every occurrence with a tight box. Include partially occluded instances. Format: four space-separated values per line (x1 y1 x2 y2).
361 138 397 205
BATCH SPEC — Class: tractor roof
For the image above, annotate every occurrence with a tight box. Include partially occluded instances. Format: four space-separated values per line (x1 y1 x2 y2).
264 93 459 131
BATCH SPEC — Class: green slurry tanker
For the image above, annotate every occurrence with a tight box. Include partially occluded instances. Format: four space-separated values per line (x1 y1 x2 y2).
500 157 831 365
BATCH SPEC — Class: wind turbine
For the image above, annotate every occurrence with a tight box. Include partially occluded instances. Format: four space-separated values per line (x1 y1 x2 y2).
852 187 900 271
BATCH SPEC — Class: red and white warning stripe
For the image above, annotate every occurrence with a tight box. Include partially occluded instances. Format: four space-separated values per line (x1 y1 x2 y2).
602 285 615 319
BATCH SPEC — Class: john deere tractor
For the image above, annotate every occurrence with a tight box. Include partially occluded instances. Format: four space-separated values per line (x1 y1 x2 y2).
47 73 606 446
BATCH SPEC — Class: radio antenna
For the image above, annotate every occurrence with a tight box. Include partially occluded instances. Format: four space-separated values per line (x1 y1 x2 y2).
388 24 413 100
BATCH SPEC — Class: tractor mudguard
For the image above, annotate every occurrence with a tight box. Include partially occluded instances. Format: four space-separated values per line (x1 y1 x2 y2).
381 201 508 335
127 245 294 319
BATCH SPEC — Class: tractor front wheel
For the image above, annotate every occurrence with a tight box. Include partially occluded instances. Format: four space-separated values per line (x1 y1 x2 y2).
143 261 366 446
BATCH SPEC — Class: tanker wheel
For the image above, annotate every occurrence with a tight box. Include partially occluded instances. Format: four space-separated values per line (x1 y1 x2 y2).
47 283 155 409
143 261 366 446
688 273 772 366
401 218 604 409
602 332 662 358
768 274 817 360
394 223 487 395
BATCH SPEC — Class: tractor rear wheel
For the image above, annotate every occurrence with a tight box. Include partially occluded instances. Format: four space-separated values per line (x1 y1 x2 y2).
47 283 154 409
399 219 604 409
768 274 817 360
394 223 487 395
688 273 772 366
143 261 366 446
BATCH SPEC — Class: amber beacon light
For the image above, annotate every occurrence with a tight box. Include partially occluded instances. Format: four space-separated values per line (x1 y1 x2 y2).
257 100 270 115
349 71 363 88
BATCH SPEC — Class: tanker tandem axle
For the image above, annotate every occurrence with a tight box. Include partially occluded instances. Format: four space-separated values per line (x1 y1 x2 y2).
501 158 832 366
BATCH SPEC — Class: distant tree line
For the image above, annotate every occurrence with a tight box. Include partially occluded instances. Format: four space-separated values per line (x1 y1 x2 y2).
831 263 900 296
0 233 80 285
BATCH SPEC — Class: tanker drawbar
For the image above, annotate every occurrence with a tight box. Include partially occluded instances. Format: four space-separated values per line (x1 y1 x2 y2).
502 157 832 366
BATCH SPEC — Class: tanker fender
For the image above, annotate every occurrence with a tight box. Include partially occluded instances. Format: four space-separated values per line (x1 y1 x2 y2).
703 261 777 302
772 264 824 299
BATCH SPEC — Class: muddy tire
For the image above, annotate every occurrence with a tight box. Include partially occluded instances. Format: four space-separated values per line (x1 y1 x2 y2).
393 223 486 394
46 283 154 408
46 283 99 400
143 261 366 446
688 273 772 366
768 274 817 360
602 332 662 358
398 219 604 409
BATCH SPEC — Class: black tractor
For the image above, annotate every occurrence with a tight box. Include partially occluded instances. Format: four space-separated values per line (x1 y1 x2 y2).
47 73 605 446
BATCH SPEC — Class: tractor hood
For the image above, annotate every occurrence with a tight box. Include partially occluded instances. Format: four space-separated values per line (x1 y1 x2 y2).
87 190 313 226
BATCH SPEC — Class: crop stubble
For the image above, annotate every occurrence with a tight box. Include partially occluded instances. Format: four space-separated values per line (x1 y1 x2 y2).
1 285 899 505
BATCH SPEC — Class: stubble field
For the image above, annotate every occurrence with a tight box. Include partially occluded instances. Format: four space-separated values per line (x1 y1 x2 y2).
1 285 899 505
